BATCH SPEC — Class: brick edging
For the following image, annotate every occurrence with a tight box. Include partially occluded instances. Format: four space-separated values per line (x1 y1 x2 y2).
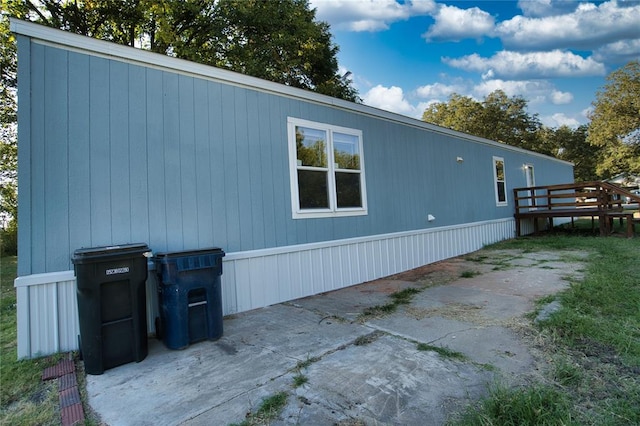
42 353 85 426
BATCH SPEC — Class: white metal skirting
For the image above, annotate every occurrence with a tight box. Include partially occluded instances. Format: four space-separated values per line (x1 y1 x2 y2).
15 218 515 359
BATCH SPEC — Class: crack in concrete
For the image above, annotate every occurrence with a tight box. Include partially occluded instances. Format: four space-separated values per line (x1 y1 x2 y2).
187 326 370 423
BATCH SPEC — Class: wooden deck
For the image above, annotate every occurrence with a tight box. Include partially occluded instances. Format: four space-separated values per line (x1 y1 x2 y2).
513 181 640 238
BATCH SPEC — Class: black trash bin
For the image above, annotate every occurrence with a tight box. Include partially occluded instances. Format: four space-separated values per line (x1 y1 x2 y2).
72 243 150 375
153 248 225 350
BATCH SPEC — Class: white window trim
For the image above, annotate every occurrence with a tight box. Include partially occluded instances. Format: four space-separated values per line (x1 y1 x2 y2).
287 117 368 219
493 156 508 206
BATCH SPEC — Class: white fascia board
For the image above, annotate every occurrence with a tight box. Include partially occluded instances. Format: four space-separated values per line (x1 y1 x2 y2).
10 18 572 166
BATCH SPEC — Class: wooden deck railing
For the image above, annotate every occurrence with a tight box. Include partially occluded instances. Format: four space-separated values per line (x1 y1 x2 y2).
513 181 640 237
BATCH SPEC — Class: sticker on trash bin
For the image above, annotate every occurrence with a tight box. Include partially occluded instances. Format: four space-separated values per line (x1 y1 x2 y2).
106 267 130 275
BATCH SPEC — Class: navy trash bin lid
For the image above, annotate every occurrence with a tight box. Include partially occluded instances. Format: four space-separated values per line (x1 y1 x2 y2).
153 247 224 259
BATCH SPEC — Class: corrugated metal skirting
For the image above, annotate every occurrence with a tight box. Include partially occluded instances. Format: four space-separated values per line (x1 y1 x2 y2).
15 218 515 359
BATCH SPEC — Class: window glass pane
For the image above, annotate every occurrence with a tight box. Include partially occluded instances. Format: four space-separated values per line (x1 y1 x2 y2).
298 170 329 209
497 181 506 203
296 126 327 168
495 160 505 181
333 132 360 170
335 172 362 208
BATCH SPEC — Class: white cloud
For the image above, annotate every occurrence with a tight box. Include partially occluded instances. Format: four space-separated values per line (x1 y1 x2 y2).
473 79 576 108
497 1 640 50
550 90 573 105
474 79 548 98
362 85 422 118
444 50 606 79
415 82 466 99
516 0 579 18
423 4 495 41
311 0 435 32
543 113 581 128
593 38 640 64
362 80 585 127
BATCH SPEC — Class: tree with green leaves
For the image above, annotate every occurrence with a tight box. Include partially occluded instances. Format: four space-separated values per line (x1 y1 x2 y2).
1 0 28 254
21 0 358 101
211 0 357 100
422 90 545 154
587 60 640 178
421 94 485 137
539 125 601 182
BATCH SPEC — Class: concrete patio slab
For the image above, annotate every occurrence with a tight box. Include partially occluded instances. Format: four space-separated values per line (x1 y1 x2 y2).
86 249 588 425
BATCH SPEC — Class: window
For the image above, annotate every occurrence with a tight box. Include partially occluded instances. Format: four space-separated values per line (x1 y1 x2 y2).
493 156 507 206
288 117 367 218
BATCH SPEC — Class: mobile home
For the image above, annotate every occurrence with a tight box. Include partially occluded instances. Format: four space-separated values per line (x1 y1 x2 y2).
11 19 573 358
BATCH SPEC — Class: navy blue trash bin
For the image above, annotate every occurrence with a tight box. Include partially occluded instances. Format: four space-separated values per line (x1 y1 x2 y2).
153 248 225 350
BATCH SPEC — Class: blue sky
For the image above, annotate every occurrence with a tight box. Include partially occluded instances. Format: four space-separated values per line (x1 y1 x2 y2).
310 0 640 128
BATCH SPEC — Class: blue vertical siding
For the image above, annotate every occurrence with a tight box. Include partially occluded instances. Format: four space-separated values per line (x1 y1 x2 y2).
17 40 573 275
146 68 167 250
67 52 91 259
44 46 69 270
193 78 214 248
88 56 111 244
178 74 198 248
221 85 241 252
16 36 32 275
207 82 227 248
246 90 265 249
109 60 132 244
29 42 46 273
128 64 150 246
161 71 182 249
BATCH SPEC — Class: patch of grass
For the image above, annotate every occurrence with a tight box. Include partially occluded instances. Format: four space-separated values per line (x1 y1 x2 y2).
292 374 308 388
465 255 489 263
459 270 480 278
473 224 640 424
0 256 61 425
450 383 573 426
292 355 318 388
487 257 515 271
232 392 288 426
552 356 584 387
416 343 467 361
359 287 423 320
295 356 321 370
360 303 397 318
389 287 421 304
536 294 557 306
354 331 383 346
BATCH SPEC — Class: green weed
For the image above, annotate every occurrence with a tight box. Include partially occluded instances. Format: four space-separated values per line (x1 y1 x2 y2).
232 392 288 426
552 356 584 387
293 374 308 388
416 343 467 361
389 287 421 304
296 356 321 370
460 270 480 278
354 331 383 346
360 303 397 318
359 287 422 320
451 384 573 425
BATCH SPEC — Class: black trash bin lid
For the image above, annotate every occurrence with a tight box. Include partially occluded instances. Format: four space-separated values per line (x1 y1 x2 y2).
72 243 150 262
